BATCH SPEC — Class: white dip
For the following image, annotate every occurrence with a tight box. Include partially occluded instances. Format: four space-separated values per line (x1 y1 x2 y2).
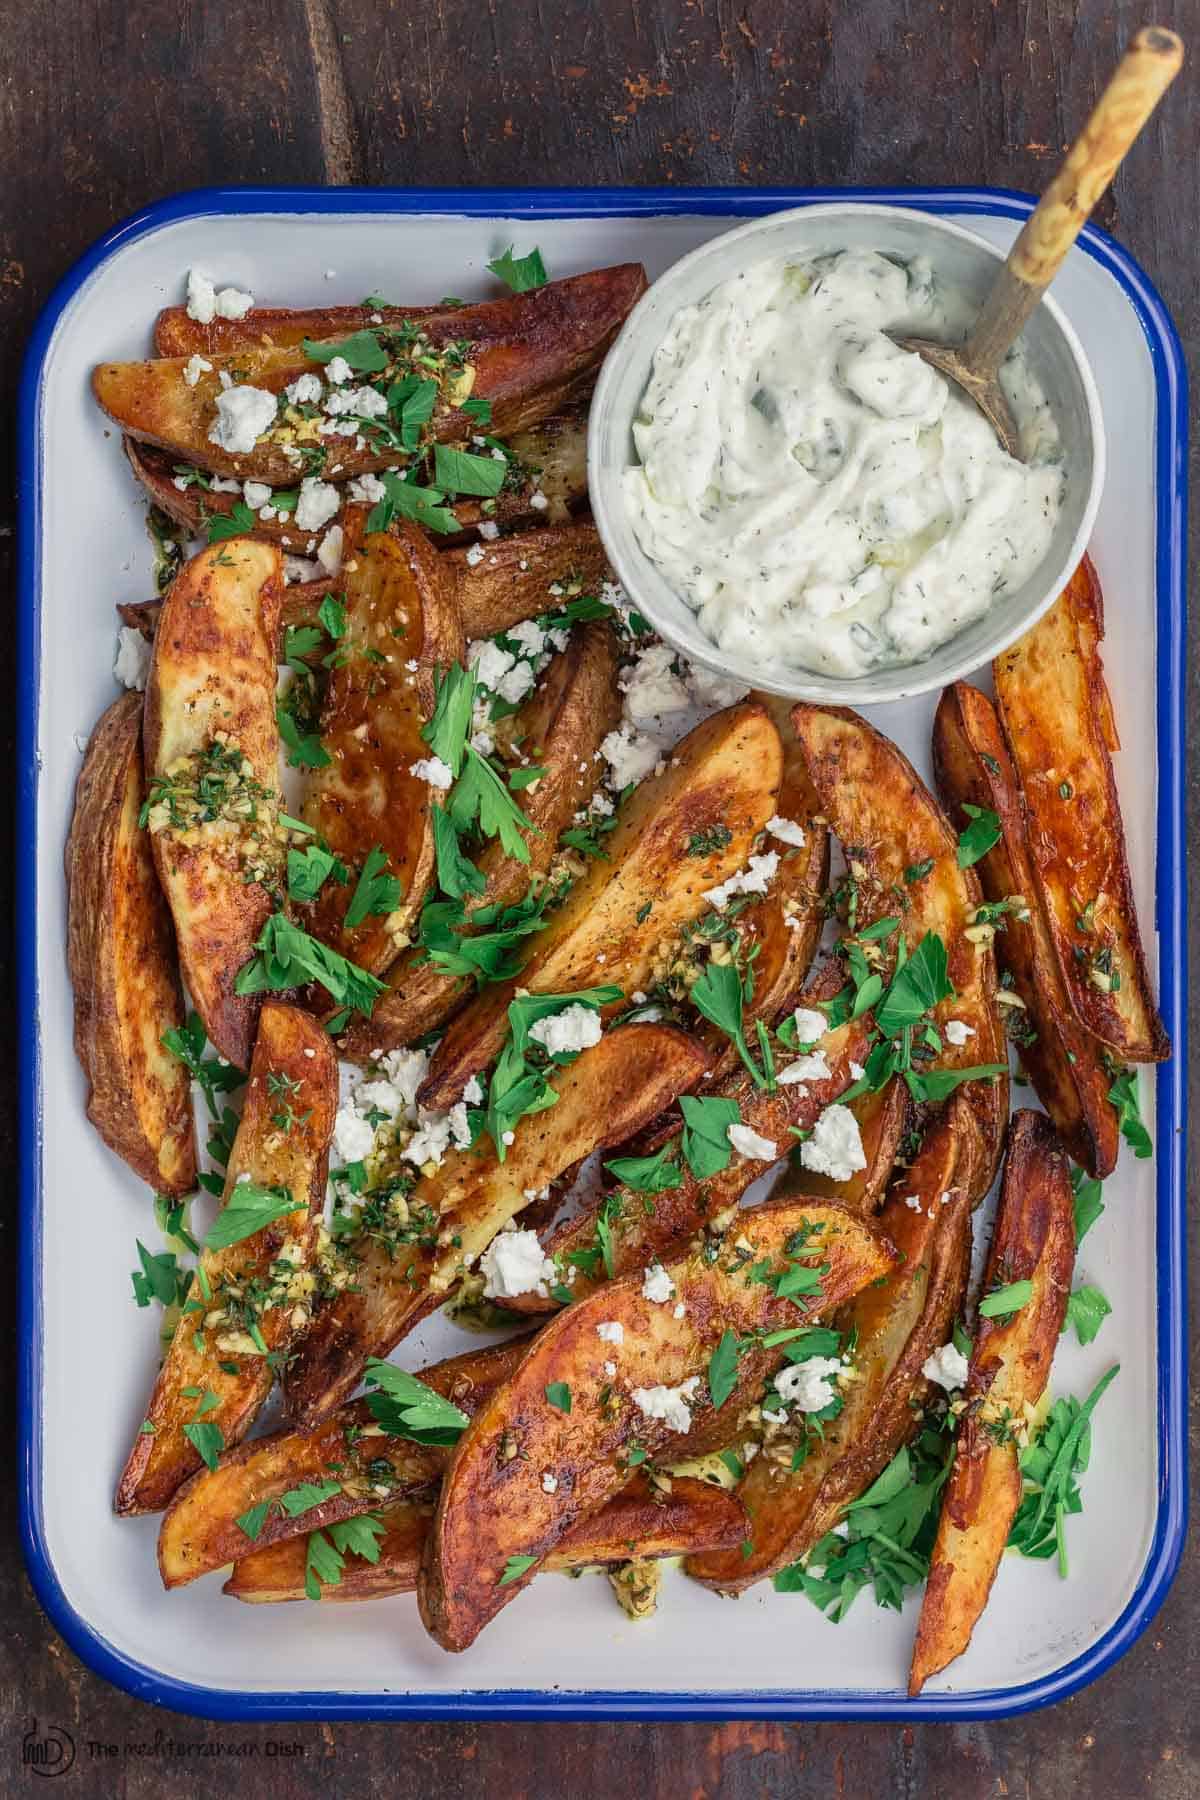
623 248 1065 677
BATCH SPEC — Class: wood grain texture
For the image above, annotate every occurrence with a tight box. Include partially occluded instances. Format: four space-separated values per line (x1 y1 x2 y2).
2 0 1198 1792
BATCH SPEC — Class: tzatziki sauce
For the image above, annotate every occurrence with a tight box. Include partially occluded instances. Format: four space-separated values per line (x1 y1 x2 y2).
623 248 1066 677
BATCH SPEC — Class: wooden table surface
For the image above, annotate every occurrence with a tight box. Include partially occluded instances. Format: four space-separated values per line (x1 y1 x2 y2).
1 2 1195 1794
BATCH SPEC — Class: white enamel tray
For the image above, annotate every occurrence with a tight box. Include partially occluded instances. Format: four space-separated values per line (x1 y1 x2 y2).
17 188 1187 1721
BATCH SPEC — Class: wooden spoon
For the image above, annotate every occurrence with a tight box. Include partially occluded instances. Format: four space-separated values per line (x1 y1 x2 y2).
895 24 1183 459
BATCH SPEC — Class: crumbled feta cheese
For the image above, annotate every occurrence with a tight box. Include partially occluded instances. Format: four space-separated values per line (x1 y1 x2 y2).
528 1004 603 1057
641 1264 675 1304
944 1019 976 1046
600 724 661 789
325 355 353 385
183 353 213 387
620 641 692 727
113 626 151 691
631 1376 701 1435
207 385 278 454
922 1341 969 1391
316 525 344 576
470 639 516 692
728 1122 778 1162
776 1356 843 1413
285 372 323 406
529 490 549 511
479 1226 556 1299
904 1194 923 1211
447 1102 472 1149
377 1047 430 1110
705 852 780 911
403 1111 457 1170
541 1472 558 1493
507 618 548 657
348 472 387 504
243 479 272 510
464 543 486 568
778 1049 832 1087
604 1359 617 1377
849 1061 866 1080
185 268 254 323
294 476 341 533
495 658 536 705
464 1076 484 1106
283 555 321 584
767 815 807 847
407 756 453 793
210 475 243 493
333 1104 376 1164
596 1321 624 1345
673 1301 686 1319
324 384 389 419
792 1007 828 1045
800 1103 867 1183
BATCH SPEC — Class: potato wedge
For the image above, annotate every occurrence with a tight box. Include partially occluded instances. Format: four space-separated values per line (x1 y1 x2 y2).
933 681 1120 1178
66 693 194 1194
301 508 463 973
283 1022 711 1429
992 560 1168 1063
95 266 647 485
419 1196 896 1650
778 1077 909 1211
337 621 622 1062
908 1109 1075 1695
420 701 784 1109
685 1096 978 1592
142 539 283 1068
791 703 1007 1199
158 1335 530 1586
501 1006 875 1318
445 515 610 640
223 1474 746 1604
123 408 590 551
115 1002 337 1515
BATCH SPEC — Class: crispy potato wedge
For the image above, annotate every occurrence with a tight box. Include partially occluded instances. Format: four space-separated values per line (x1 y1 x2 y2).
283 1023 711 1429
301 507 463 972
993 560 1168 1063
908 1109 1075 1695
685 1097 978 1592
224 1474 747 1603
142 539 284 1068
501 1007 875 1318
66 693 195 1194
337 621 622 1062
420 701 784 1109
115 1003 336 1515
933 682 1120 1178
791 703 1007 1199
158 1336 530 1586
123 408 590 551
95 266 647 485
419 1196 896 1650
781 1077 909 1210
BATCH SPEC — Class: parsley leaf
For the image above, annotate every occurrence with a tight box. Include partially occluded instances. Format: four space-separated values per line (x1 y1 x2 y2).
1107 1065 1152 1158
498 1553 539 1586
448 746 534 862
235 1500 274 1542
278 1479 343 1518
1008 1366 1119 1573
956 803 1002 868
1072 1168 1105 1243
287 842 348 904
979 1278 1033 1319
421 664 477 777
277 697 331 770
679 1094 740 1180
130 1240 189 1309
604 1143 683 1194
362 1360 471 1445
203 1183 304 1250
344 844 404 929
689 961 767 1086
545 1381 572 1414
874 932 955 1037
235 912 386 1015
487 246 549 292
182 1419 225 1472
708 1330 741 1409
904 1062 1009 1103
1064 1284 1111 1346
318 593 347 640
431 805 487 900
367 470 460 537
301 330 388 372
207 500 257 543
161 1011 244 1114
433 444 507 499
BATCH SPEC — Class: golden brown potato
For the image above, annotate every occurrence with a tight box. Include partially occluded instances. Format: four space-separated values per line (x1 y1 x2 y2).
992 559 1168 1063
122 408 590 551
158 1336 531 1586
115 1002 337 1515
95 267 648 485
66 693 194 1194
685 1095 978 1593
419 1196 896 1650
420 701 785 1110
142 539 284 1069
337 621 622 1062
933 681 1120 1178
908 1109 1076 1695
283 1022 711 1430
223 1474 747 1604
301 508 463 974
791 703 1008 1199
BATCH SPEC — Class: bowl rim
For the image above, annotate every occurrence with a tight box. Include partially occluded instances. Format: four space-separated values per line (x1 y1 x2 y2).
587 200 1108 706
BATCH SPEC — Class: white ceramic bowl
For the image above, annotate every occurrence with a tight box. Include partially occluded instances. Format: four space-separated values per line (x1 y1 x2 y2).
587 203 1106 704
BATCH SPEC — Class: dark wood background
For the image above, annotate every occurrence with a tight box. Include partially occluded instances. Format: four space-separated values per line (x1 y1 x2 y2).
2 2 1195 1795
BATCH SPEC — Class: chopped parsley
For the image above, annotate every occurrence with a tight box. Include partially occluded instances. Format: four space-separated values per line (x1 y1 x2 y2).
487 246 549 293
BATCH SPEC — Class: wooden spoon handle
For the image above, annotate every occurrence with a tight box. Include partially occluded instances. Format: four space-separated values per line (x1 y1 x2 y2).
961 25 1183 379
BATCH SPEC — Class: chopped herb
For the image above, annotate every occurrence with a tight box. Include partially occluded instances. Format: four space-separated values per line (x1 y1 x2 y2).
363 1360 470 1445
545 1382 572 1414
1008 1366 1119 1573
679 1093 740 1180
207 501 256 543
236 1499 274 1542
1107 1065 1152 1158
603 1143 683 1194
956 803 1002 868
433 443 507 499
904 858 935 884
707 1330 741 1409
689 960 767 1087
278 1478 343 1518
203 1183 304 1250
344 844 404 929
1064 1285 1111 1346
161 1012 244 1115
301 329 388 373
236 911 386 1016
686 824 733 857
182 1419 225 1472
287 842 349 904
498 1553 539 1585
979 1278 1033 1319
487 246 549 292
1072 1167 1105 1243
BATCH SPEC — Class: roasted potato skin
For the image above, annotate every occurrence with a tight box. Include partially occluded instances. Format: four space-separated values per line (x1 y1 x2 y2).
142 539 284 1069
908 1109 1076 1695
283 1023 711 1430
419 1196 896 1650
992 559 1168 1063
791 703 1007 1199
158 1336 531 1586
66 693 195 1194
337 620 622 1062
685 1096 978 1592
933 681 1120 1178
302 508 463 973
420 700 785 1110
223 1474 747 1604
95 266 648 485
115 1003 337 1515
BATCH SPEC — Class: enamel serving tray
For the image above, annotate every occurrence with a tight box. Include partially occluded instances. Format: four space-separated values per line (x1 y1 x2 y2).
18 187 1187 1722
